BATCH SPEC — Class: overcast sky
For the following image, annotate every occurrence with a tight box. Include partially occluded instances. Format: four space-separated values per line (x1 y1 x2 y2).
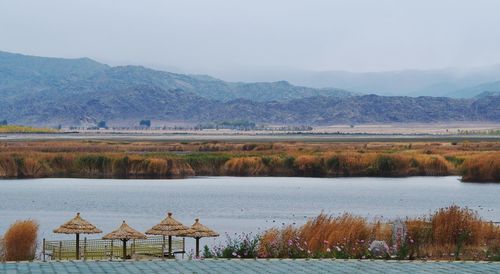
1 0 500 75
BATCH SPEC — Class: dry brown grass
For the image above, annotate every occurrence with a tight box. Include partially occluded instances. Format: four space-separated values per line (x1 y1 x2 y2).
2 220 38 261
294 155 326 176
224 157 267 176
259 206 500 260
431 206 482 246
0 140 498 181
461 154 500 182
372 221 392 242
301 213 371 257
406 219 432 259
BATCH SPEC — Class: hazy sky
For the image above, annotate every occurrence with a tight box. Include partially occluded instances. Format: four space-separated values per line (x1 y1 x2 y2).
2 0 500 74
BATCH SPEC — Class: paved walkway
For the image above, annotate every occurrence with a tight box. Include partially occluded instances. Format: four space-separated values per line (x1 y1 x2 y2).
1 259 499 274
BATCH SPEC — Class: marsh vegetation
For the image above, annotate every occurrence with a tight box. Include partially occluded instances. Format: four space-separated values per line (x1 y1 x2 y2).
0 140 498 182
205 206 500 261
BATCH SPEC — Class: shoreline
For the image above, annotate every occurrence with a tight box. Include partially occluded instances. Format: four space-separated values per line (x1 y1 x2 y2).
0 140 498 182
0 174 472 181
2 133 500 143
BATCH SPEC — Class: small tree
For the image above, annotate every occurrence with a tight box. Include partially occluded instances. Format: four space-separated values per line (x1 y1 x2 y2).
97 120 107 129
139 120 151 127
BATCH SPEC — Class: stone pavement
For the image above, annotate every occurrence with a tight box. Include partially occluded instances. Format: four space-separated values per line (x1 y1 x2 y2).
1 259 499 274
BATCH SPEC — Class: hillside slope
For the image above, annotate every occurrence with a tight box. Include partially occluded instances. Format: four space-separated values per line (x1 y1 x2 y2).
0 51 354 102
1 51 499 126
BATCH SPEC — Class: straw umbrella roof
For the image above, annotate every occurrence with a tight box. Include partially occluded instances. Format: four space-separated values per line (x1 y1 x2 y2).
186 218 219 238
103 221 147 240
53 213 102 234
145 212 192 236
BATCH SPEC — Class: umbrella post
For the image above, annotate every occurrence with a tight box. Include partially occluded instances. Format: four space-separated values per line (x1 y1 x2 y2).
168 235 172 258
83 237 87 261
162 236 166 259
122 239 127 260
76 233 80 260
195 237 200 258
42 238 46 262
110 240 114 260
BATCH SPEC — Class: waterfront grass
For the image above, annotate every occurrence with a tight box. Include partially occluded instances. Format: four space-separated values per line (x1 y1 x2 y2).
254 206 500 261
0 140 498 181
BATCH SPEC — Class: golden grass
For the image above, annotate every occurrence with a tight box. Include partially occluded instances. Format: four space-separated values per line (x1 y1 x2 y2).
461 154 500 182
0 125 56 133
431 206 482 246
2 220 38 261
301 213 371 257
259 206 500 260
0 140 497 181
224 157 267 176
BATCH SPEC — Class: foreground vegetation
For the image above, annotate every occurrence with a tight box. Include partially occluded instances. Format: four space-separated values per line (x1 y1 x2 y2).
204 206 500 261
0 220 38 261
1 207 497 262
0 140 498 182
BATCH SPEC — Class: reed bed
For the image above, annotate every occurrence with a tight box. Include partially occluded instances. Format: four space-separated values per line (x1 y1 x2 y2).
0 141 498 181
256 206 500 261
461 154 500 182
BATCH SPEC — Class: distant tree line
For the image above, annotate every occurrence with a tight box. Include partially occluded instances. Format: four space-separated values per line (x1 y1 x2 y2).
195 120 257 130
65 119 314 132
139 120 151 127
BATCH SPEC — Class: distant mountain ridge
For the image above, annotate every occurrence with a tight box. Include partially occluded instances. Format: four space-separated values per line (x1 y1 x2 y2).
456 81 500 98
0 51 354 102
0 51 109 99
209 66 500 98
0 51 499 126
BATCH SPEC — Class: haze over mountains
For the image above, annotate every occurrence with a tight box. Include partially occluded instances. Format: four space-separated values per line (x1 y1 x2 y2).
1 51 499 127
208 65 500 98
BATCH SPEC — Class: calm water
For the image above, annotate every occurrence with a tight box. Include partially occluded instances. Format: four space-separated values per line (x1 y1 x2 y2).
0 176 498 249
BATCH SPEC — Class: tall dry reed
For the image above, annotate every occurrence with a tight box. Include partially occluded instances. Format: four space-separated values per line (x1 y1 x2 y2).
461 154 500 182
2 220 39 261
258 206 500 260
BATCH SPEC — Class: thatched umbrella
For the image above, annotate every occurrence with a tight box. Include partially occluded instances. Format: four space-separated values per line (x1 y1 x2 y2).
145 212 192 258
53 212 102 260
103 220 146 259
185 218 219 257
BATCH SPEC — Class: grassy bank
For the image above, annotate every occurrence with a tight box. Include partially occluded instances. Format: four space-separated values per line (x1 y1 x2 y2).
205 206 500 261
0 140 498 182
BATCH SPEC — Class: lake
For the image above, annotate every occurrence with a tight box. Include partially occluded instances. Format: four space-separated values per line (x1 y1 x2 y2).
0 176 498 251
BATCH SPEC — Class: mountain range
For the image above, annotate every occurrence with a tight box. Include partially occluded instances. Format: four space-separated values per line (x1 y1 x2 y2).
210 66 500 98
0 51 499 126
